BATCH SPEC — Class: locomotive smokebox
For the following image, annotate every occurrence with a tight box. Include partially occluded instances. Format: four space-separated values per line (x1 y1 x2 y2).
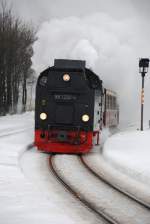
55 104 73 124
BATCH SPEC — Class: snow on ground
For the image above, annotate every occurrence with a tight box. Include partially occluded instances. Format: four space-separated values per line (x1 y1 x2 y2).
103 128 150 186
0 112 33 136
54 155 150 224
0 113 73 224
1 112 150 223
83 123 150 207
0 112 100 224
84 153 150 206
20 149 101 224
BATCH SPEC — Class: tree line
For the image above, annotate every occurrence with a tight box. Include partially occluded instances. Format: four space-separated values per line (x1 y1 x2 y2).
0 1 36 115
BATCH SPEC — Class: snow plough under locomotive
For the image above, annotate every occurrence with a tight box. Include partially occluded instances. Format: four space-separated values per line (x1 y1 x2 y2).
34 59 119 153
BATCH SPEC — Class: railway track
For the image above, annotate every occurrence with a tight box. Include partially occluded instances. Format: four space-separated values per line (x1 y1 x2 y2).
80 155 150 210
49 154 119 224
49 154 150 224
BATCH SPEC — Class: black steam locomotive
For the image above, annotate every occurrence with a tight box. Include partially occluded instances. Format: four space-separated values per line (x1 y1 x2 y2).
34 59 119 153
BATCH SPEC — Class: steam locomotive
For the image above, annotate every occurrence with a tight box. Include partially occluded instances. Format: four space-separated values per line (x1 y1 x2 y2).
34 59 119 153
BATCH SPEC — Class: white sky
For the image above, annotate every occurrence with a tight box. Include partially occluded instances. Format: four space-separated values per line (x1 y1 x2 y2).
6 0 150 24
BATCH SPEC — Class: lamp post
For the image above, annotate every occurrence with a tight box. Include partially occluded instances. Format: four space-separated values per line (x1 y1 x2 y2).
139 58 149 131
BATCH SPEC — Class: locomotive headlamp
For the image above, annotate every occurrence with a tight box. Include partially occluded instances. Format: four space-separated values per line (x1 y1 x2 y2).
63 73 70 81
82 114 90 122
40 112 47 120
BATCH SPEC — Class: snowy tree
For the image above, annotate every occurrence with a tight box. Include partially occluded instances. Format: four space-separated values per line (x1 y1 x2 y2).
0 1 36 115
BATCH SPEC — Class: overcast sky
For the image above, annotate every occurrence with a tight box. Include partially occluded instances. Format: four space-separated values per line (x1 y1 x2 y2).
4 0 150 125
6 0 150 24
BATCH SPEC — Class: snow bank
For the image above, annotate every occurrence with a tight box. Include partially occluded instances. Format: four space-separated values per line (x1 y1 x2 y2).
103 129 150 186
84 153 150 206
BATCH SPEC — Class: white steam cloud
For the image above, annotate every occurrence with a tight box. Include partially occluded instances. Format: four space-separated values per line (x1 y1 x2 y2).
32 13 150 126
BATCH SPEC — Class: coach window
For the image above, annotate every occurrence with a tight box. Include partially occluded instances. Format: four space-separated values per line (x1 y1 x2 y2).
107 95 109 109
113 96 114 109
108 95 110 109
109 95 112 110
112 97 114 109
114 97 116 109
111 96 113 109
109 95 111 109
112 96 114 109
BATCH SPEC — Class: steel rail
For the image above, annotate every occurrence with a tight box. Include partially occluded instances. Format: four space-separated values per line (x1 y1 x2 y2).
80 155 150 210
49 155 120 224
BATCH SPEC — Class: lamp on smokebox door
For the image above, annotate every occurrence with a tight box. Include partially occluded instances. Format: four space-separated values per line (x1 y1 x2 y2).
139 58 149 131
